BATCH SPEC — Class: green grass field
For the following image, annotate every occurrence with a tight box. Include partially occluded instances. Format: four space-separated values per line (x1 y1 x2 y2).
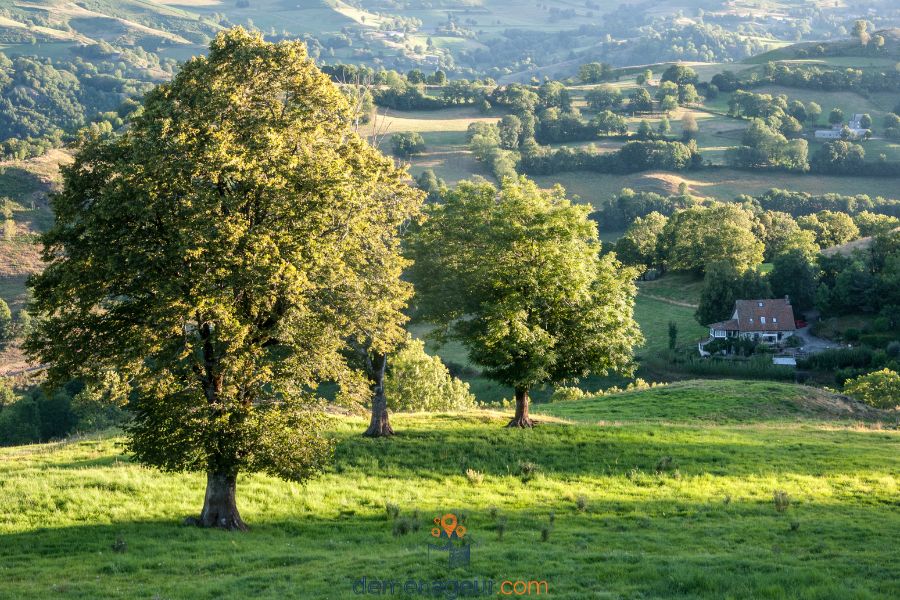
536 167 900 209
1 380 898 599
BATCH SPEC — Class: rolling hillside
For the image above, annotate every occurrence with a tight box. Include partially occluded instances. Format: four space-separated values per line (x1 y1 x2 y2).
1 380 897 599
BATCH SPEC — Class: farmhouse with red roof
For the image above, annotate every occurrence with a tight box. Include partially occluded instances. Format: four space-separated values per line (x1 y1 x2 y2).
707 298 797 345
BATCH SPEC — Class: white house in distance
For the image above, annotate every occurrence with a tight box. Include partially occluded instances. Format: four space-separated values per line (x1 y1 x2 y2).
707 298 797 345
814 114 870 141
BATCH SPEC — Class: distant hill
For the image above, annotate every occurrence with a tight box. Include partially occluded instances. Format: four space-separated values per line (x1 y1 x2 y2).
821 226 900 258
745 29 900 65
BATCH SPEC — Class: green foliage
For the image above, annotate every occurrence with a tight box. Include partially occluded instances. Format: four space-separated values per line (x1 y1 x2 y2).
811 141 866 175
585 86 622 111
628 88 653 112
390 131 426 157
384 339 475 412
843 369 900 409
0 297 11 342
409 177 642 397
726 119 809 172
770 249 819 310
758 210 819 260
25 30 422 508
615 211 668 271
854 211 900 237
0 378 14 412
829 108 844 125
0 382 82 446
0 48 156 159
695 261 772 325
662 204 765 274
797 210 860 248
70 371 130 431
578 62 614 84
660 65 698 86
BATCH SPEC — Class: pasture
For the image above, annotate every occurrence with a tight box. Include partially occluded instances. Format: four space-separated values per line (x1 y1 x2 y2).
1 381 897 599
535 168 900 208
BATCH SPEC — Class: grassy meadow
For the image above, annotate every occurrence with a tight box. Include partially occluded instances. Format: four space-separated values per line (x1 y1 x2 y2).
1 380 898 599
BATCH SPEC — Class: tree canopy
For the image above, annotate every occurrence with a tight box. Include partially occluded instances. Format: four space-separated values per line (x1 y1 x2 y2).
408 177 642 427
25 28 422 529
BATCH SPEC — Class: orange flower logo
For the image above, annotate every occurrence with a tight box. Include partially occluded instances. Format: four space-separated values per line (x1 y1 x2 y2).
431 513 466 539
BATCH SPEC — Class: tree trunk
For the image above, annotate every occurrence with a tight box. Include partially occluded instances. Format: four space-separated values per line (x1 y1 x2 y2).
364 352 394 437
197 471 247 531
507 387 535 428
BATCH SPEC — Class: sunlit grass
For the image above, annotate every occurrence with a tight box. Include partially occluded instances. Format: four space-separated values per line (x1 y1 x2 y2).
1 381 898 599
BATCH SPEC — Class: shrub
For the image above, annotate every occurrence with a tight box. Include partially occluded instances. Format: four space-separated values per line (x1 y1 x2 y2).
843 369 900 409
798 347 874 371
784 335 803 348
516 460 538 482
655 456 676 473
773 490 791 513
550 386 585 402
393 516 419 536
0 298 11 342
385 339 476 412
576 495 588 512
540 525 551 542
385 502 400 520
465 468 484 486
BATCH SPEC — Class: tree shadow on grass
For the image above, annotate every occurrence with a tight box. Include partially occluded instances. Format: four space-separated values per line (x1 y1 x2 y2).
1 496 898 600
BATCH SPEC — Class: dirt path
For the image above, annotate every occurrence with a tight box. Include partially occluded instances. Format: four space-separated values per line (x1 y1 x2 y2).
640 293 699 309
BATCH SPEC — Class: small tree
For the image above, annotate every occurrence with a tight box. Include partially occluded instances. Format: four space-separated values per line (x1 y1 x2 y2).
667 321 678 351
681 113 699 141
843 369 900 409
384 339 475 412
629 88 653 112
658 117 671 136
409 178 642 427
829 108 844 125
806 102 822 126
26 29 422 529
637 120 653 139
391 132 426 157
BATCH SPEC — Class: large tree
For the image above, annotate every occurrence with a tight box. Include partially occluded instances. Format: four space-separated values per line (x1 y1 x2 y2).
661 204 764 274
408 178 642 427
25 29 421 529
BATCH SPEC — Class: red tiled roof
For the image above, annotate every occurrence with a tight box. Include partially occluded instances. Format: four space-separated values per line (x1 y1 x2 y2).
708 299 796 332
708 319 738 331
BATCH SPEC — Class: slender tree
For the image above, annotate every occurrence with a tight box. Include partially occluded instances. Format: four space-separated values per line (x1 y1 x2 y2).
408 178 642 427
25 29 421 529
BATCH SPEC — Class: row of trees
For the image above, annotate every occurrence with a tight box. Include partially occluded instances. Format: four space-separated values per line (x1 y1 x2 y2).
616 197 894 274
596 187 900 233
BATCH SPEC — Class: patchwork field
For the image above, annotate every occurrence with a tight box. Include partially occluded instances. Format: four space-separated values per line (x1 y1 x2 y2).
1 380 897 599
